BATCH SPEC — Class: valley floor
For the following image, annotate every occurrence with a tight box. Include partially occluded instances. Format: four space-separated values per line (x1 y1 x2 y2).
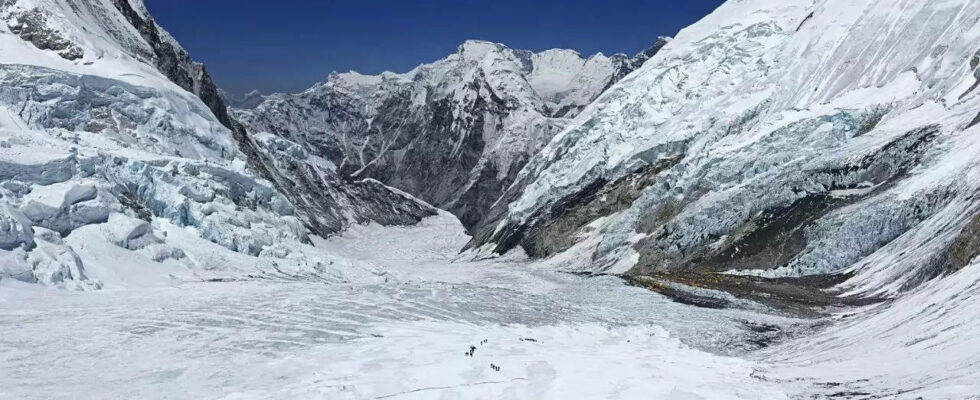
1 213 979 399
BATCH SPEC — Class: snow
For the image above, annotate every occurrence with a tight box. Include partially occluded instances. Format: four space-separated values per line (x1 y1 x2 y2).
242 36 659 225
0 1 330 288
0 0 198 100
765 256 980 398
484 0 980 285
245 34 674 249
527 49 620 112
3 0 980 398
252 323 789 400
0 213 797 399
332 71 384 88
4 211 979 398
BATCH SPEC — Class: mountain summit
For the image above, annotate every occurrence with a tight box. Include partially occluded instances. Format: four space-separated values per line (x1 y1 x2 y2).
240 38 668 229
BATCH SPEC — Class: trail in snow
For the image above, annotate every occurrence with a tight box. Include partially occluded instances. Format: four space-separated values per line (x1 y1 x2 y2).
3 212 980 399
1 212 801 400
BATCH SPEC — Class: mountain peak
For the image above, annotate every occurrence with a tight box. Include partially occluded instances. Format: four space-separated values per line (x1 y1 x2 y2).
631 36 672 66
457 40 510 61
219 88 268 109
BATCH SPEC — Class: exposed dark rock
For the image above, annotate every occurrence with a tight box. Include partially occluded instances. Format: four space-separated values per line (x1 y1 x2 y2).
949 212 980 272
248 134 436 235
739 321 785 349
635 195 695 235
242 40 669 234
611 37 671 88
642 194 845 274
958 48 980 101
854 105 889 137
469 138 688 257
451 161 510 230
117 190 152 222
631 124 940 276
961 49 980 128
469 109 943 314
796 12 815 32
520 157 681 258
627 272 883 317
5 8 84 60
109 0 230 129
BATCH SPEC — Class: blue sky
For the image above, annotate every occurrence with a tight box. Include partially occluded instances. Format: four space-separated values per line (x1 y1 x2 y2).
144 0 725 95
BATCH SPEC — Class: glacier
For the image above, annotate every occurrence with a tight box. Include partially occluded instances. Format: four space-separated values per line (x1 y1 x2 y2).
2 0 980 399
476 0 980 291
0 0 434 289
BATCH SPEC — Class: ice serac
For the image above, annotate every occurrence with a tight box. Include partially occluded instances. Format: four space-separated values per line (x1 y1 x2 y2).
106 0 435 238
476 0 980 299
240 39 668 230
0 0 425 289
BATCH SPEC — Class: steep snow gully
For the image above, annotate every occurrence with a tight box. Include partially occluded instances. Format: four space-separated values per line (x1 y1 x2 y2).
3 0 980 399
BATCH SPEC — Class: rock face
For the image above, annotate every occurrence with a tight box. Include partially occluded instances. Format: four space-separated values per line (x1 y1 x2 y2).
0 0 430 289
5 7 83 60
949 213 980 272
240 39 668 231
475 0 980 300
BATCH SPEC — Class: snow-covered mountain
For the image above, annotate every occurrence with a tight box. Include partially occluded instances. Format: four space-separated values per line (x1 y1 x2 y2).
219 89 267 110
474 0 980 302
0 0 431 289
5 0 980 398
239 39 668 229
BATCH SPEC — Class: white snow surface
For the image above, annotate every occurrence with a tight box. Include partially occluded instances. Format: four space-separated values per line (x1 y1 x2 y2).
326 40 632 117
3 212 980 399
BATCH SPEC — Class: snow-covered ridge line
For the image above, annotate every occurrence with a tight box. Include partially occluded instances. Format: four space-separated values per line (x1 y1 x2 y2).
320 38 672 117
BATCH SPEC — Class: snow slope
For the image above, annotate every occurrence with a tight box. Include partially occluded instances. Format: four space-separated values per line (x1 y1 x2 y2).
477 0 980 298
